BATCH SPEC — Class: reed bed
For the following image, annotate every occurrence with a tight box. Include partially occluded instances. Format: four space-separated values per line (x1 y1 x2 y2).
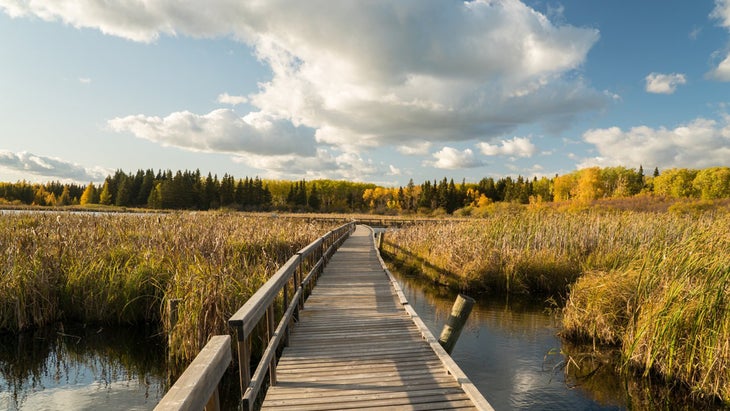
563 226 730 402
382 209 705 295
0 212 334 362
383 207 730 402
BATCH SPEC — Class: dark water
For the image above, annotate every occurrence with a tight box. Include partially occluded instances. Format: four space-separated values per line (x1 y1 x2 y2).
0 324 167 411
392 270 727 411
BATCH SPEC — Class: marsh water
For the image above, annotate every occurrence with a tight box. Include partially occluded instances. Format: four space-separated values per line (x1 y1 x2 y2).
391 269 727 411
0 325 167 411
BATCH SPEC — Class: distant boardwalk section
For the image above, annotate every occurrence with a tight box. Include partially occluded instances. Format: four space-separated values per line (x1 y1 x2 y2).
261 225 493 410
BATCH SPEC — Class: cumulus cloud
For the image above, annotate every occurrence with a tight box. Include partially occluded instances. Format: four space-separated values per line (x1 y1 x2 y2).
477 136 536 157
712 0 730 27
2 0 606 153
107 109 316 156
645 72 687 94
579 117 730 169
234 149 377 181
709 55 730 81
0 151 110 182
388 165 402 176
217 93 247 106
397 141 432 156
426 147 483 169
709 0 730 81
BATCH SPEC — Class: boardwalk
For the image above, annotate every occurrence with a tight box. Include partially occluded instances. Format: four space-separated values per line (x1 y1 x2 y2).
260 225 492 410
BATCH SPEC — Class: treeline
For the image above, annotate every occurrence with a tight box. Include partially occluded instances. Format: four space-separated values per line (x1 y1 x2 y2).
0 169 376 212
1 166 729 214
364 166 730 214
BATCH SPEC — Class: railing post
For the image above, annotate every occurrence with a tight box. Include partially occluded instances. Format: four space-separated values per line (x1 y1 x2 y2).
204 387 221 411
282 279 290 346
295 254 304 315
234 326 251 402
266 305 277 386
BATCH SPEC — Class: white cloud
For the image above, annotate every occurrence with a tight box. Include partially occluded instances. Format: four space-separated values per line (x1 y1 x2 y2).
234 149 377 181
217 93 247 106
1 0 606 153
645 72 686 94
425 147 483 169
107 109 316 156
477 136 537 158
579 117 730 169
712 0 730 28
709 0 730 81
78 77 92 84
396 141 432 156
709 55 730 81
388 165 402 176
0 151 110 183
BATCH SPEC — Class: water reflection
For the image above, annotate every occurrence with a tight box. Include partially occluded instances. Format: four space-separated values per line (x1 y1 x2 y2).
0 324 167 410
394 272 601 410
393 271 729 411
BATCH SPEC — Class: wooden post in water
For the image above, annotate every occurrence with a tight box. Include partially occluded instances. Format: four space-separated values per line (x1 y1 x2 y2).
438 294 475 354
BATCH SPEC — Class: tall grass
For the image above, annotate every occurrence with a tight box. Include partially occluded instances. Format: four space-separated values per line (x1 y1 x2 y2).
382 208 705 295
0 212 334 362
563 228 730 401
383 206 730 402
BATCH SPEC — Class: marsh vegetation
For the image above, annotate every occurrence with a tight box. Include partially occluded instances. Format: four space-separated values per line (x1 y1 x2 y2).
381 204 730 404
0 212 336 363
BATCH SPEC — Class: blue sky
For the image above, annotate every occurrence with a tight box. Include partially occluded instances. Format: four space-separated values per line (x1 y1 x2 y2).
1 0 729 186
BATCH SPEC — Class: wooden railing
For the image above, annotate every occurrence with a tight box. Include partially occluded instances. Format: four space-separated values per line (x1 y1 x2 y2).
154 335 232 411
155 222 354 411
228 221 355 411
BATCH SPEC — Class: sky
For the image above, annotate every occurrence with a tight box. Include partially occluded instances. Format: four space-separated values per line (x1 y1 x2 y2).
1 0 730 187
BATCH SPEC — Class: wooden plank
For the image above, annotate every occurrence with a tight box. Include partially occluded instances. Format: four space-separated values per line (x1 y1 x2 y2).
154 335 231 411
258 225 492 411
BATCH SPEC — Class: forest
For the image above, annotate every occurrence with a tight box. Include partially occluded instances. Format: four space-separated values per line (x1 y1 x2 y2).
1 165 729 214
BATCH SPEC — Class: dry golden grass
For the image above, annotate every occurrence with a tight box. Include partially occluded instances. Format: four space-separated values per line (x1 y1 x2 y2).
0 212 335 362
383 207 730 402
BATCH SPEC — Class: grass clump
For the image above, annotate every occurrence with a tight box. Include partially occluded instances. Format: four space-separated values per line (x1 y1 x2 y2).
382 208 678 295
565 229 730 401
384 207 730 402
0 212 335 362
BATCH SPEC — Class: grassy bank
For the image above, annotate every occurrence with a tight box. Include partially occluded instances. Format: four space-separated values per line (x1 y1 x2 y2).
381 206 730 402
382 207 715 295
0 212 334 362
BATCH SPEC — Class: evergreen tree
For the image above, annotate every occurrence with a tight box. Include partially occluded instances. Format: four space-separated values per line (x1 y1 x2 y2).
147 183 162 209
296 180 308 206
235 179 246 207
115 177 131 206
203 173 219 210
58 186 72 206
309 183 321 210
137 169 155 206
219 174 235 206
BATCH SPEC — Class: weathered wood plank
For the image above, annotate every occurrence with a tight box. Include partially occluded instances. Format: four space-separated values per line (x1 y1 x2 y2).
154 335 231 411
259 225 492 411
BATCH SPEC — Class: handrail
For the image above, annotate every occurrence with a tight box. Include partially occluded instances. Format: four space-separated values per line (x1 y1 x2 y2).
154 335 232 411
228 221 355 411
